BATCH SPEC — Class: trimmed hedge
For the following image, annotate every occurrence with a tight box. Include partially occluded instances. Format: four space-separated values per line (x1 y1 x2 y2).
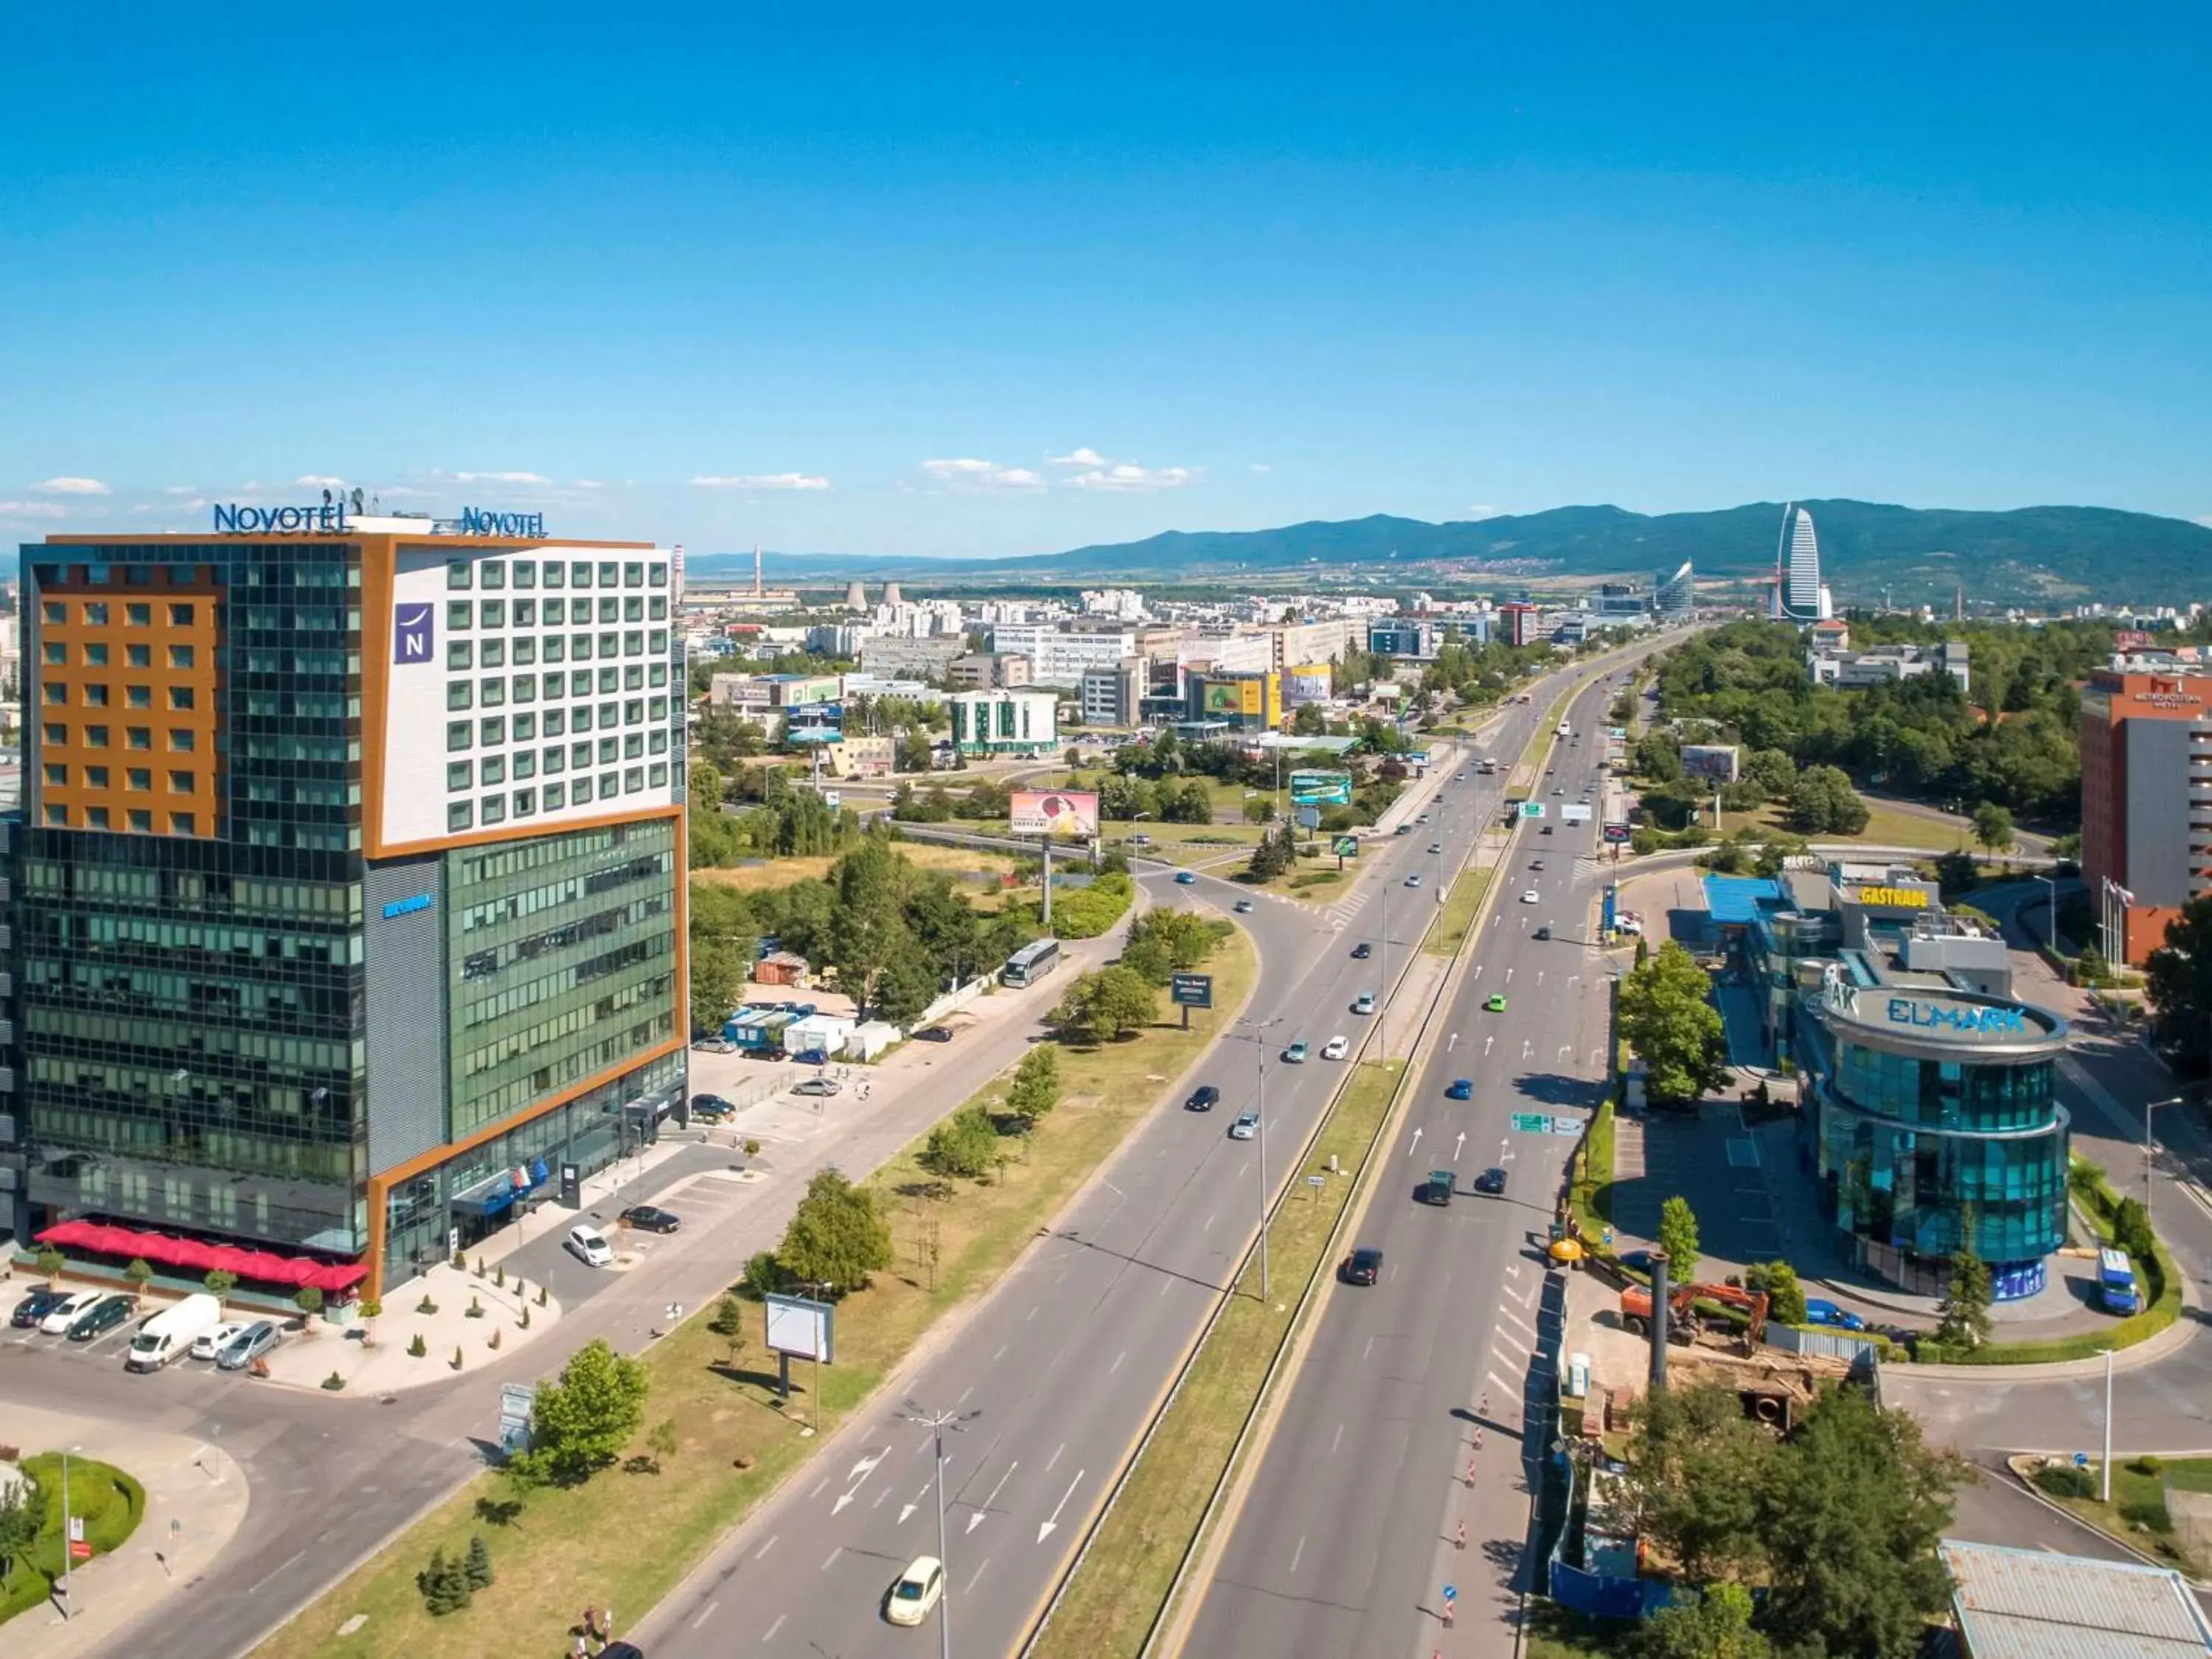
1028 872 1135 940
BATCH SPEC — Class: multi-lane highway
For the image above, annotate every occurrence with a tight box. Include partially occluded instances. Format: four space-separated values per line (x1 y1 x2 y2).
640 660 1636 1658
1180 667 1631 1659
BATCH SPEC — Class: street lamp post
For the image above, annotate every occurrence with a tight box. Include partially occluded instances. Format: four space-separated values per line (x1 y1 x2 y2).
1233 1015 1284 1298
2145 1096 2183 1237
900 1399 981 1659
59 1441 81 1618
2033 874 2057 950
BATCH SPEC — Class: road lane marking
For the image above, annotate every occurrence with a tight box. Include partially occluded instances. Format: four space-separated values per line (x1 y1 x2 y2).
757 1534 779 1560
808 1478 828 1499
1362 1335 1374 1361
822 1545 842 1571
965 1557 991 1593
1332 1422 1345 1454
1038 1471 1085 1543
1290 1534 1307 1574
693 1601 720 1628
1160 1279 1173 1297
993 1344 1007 1362
1109 1349 1127 1376
968 1460 1020 1533
1503 1278 1537 1308
762 1614 786 1643
1046 1440 1065 1475
1203 1211 1217 1232
1492 1326 1531 1362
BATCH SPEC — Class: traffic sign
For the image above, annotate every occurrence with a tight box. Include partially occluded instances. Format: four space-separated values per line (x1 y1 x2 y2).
1551 1116 1582 1136
1510 1111 1549 1133
1520 801 1546 818
1442 1584 1458 1604
1307 1175 1326 1189
1295 804 1321 830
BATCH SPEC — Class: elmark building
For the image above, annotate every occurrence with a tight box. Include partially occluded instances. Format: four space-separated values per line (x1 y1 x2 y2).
4 508 688 1301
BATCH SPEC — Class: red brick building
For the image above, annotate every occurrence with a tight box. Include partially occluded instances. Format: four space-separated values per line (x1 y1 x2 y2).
2079 669 2212 964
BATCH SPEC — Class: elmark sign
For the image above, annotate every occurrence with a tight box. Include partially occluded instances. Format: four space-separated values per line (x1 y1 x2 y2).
1886 998 2028 1037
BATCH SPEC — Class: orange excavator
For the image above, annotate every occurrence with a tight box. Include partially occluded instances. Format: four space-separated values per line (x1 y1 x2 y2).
1620 1280 1769 1344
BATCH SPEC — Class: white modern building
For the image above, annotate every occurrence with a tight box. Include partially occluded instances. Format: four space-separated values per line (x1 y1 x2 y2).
1773 504 1833 622
1808 641 1971 692
949 688 1060 757
986 624 1138 686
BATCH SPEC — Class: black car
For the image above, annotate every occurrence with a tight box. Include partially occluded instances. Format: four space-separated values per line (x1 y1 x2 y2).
1351 942 1372 959
10 1287 66 1329
1533 926 1552 941
621 1205 682 1234
914 1025 956 1043
1473 1166 1509 1197
1185 1085 1220 1112
1342 1247 1384 1286
68 1293 137 1341
689 1092 736 1119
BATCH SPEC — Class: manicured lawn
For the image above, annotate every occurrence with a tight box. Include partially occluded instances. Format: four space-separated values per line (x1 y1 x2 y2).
2028 1455 2212 1578
0 1453 145 1628
1426 866 1494 957
1032 1059 1405 1659
251 931 1259 1659
1711 799 1977 853
1571 1099 1616 1239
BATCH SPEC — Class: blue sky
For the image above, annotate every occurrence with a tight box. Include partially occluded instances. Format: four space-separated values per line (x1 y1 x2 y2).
3 2 2206 558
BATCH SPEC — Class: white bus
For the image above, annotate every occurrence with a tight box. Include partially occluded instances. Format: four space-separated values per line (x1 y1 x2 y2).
1001 938 1062 987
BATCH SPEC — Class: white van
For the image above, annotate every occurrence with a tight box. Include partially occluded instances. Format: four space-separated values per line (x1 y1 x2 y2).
125 1292 226 1373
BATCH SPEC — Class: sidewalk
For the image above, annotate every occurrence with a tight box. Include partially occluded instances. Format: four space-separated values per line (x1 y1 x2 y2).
6 1404 248 1658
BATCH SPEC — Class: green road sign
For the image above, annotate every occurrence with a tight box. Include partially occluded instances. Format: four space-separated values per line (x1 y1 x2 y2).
1510 1111 1549 1133
1520 801 1546 818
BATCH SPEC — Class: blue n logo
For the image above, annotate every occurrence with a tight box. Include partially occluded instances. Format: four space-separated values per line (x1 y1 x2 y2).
394 603 434 664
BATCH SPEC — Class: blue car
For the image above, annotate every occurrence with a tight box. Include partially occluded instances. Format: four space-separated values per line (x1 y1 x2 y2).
1175 871 1197 886
1446 1079 1472 1100
1801 1297 1865 1332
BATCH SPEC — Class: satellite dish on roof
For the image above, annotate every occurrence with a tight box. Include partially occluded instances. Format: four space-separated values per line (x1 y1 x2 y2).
350 487 366 514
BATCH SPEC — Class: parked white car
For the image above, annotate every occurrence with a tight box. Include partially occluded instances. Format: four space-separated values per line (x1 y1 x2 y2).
192 1320 252 1362
566 1223 615 1267
38 1289 106 1335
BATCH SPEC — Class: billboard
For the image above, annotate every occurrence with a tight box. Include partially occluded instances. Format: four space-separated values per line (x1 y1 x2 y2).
765 1293 835 1362
1680 743 1740 783
1009 789 1100 839
785 704 844 744
1603 821 1632 843
1284 664 1333 706
1561 804 1593 824
1290 769 1354 806
2114 629 2153 651
1170 973 1214 1009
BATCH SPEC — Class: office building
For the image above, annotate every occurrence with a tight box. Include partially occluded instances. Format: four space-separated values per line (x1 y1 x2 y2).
1268 617 1361 670
1497 602 1541 647
1078 658 1147 727
984 624 1137 688
949 688 1060 757
2081 667 2212 964
1807 641 1970 692
1366 619 1438 661
706 671 842 714
8 510 687 1296
1652 561 1695 622
1184 669 1282 732
1772 504 1832 622
855 634 964 679
947 653 1032 691
1734 863 2067 1298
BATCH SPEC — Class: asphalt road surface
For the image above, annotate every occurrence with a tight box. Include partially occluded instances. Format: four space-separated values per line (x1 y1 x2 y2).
1181 667 1636 1659
639 656 1650 1659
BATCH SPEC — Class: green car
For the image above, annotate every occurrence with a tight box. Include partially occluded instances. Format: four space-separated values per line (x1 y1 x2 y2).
1283 1040 1310 1063
1484 994 1509 1012
67 1293 137 1342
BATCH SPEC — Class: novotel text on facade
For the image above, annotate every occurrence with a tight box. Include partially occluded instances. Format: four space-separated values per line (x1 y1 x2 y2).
212 502 353 535
1885 998 2028 1037
458 507 546 538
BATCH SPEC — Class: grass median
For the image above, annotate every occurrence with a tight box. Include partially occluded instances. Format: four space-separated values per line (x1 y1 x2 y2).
1426 866 1493 957
1032 1056 1405 1659
252 928 1256 1659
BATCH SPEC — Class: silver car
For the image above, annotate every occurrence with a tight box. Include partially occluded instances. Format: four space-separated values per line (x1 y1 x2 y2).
216 1320 282 1371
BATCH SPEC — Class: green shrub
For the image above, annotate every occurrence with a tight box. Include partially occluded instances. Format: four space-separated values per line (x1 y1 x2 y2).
2121 1497 2174 1534
2033 1463 2095 1500
408 1333 428 1357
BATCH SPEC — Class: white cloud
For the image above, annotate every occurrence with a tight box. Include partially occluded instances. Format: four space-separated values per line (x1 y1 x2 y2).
692 473 831 491
1068 462 1200 492
1249 462 1274 474
163 484 198 495
456 470 552 485
1048 448 1109 468
1467 504 1506 520
0 501 69 518
296 474 347 489
35 476 110 495
919 458 1046 492
573 479 605 490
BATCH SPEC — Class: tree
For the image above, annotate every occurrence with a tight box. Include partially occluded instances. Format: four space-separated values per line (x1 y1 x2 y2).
2144 895 2212 1077
204 1268 237 1308
1626 1381 1776 1583
35 1246 63 1284
827 835 911 1015
1618 942 1728 1106
463 1533 495 1591
645 1416 680 1473
1936 1245 1994 1350
1933 847 1979 900
358 1297 383 1346
777 1169 894 1292
1757 1385 1961 1655
872 947 942 1029
689 936 748 1037
417 1545 473 1615
1007 1045 1061 1127
2111 1195 2156 1266
1245 823 1295 880
125 1257 154 1295
293 1285 324 1322
0 1469 48 1588
1657 1196 1702 1285
1761 1260 1809 1326
922 1105 1001 1179
1971 801 2014 858
1636 1582 1770 1659
1050 964 1160 1043
708 1293 748 1368
513 1338 652 1486
1787 765 1871 835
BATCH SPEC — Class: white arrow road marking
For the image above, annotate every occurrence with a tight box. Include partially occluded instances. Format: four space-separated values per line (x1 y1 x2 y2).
1484 1035 1495 1056
1454 1131 1467 1163
1406 1125 1424 1157
1521 1040 1533 1059
1504 967 1514 983
1038 1472 1085 1543
1472 964 1484 979
967 1460 1018 1533
898 1481 931 1524
832 1446 891 1514
1447 1032 1458 1052
1537 970 1545 986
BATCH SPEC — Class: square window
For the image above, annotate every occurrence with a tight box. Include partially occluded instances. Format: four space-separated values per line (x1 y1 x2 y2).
86 806 111 829
85 684 111 707
44 804 67 827
650 695 668 720
624 766 644 793
125 642 150 668
126 685 152 708
481 794 507 826
650 727 668 754
543 708 566 737
169 813 195 835
512 748 536 779
448 680 473 712
597 561 618 588
512 711 537 741
623 630 643 657
167 686 193 710
448 600 472 630
167 768 194 793
481 638 505 668
512 636 536 666
512 560 536 590
128 809 153 832
448 640 474 671
542 633 565 664
448 560 473 591
649 561 667 586
512 672 535 702
479 599 506 627
167 727 195 752
543 561 563 588
571 669 592 695
77 642 107 667
600 701 621 727
43 641 67 665
572 633 594 662
83 602 109 625
128 726 151 749
571 597 592 624
448 759 473 790
480 715 507 745
624 597 644 622
543 781 566 810
85 765 111 788
42 600 65 625
542 745 565 773
448 801 474 832
649 594 668 621
447 720 473 752
598 596 619 624
625 663 644 691
127 768 151 791
599 633 619 659
479 678 506 709
597 737 618 765
571 706 592 732
42 683 66 706
650 661 668 688
624 698 644 726
571 560 592 586
164 602 191 625
481 755 507 786
624 561 644 587
42 762 66 787
599 771 620 800
624 733 643 759
167 644 194 669
43 722 66 746
514 597 536 627
85 724 109 747
598 669 619 697
571 741 592 768
650 761 668 787
479 560 505 591
513 787 536 816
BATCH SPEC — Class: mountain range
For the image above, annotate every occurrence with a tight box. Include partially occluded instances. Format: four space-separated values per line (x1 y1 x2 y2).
686 499 2212 604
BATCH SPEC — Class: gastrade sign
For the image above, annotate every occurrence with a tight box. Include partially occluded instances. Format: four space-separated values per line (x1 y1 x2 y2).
1851 886 1929 909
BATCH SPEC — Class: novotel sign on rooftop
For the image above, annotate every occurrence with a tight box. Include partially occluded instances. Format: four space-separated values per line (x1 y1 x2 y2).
211 503 546 538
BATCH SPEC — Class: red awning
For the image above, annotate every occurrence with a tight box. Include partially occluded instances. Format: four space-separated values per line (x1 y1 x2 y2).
36 1219 366 1294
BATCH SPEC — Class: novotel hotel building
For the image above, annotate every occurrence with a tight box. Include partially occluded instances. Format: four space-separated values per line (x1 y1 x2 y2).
2 509 688 1301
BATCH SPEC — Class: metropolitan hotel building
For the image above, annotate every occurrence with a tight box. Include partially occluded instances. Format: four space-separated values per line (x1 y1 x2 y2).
0 506 689 1302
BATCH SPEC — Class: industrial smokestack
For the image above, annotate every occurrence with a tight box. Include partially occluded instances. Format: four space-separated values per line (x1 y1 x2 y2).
845 580 868 611
1647 1249 1671 1393
754 543 763 597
